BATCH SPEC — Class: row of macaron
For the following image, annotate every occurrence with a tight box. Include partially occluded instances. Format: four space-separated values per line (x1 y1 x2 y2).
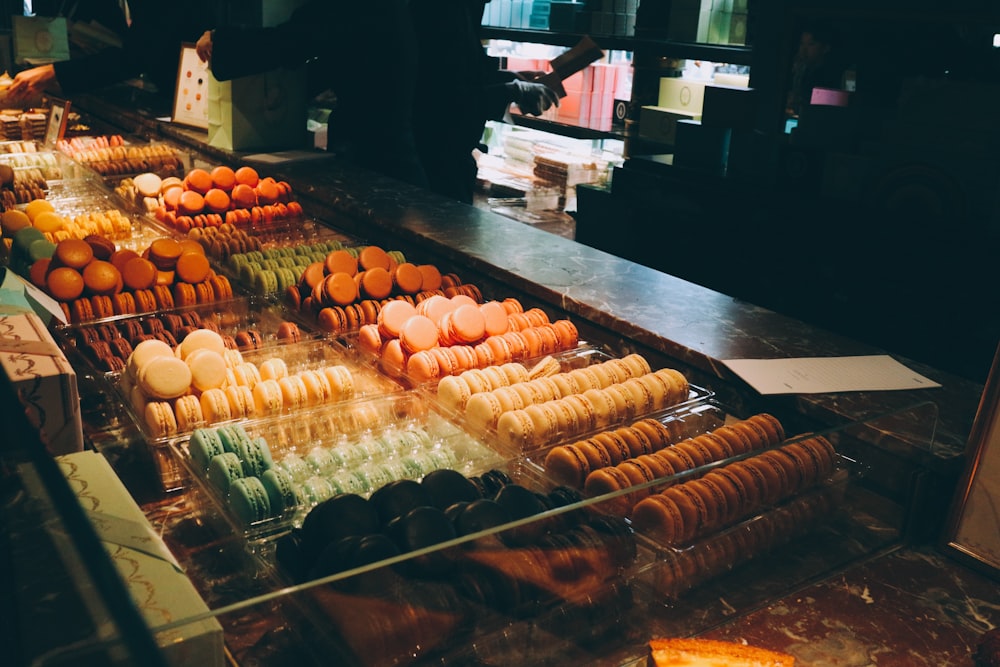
124 331 364 437
2 199 133 247
546 413 785 490
492 366 691 451
57 274 235 325
654 485 840 598
62 135 181 176
72 309 305 373
630 435 839 546
22 232 237 319
455 353 663 433
278 469 635 590
191 423 463 526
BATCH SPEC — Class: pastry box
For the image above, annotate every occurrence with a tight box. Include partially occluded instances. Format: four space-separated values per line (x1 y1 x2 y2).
50 450 225 667
0 309 83 454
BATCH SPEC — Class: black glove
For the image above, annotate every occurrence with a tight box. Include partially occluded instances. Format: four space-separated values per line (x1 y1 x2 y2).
506 80 560 116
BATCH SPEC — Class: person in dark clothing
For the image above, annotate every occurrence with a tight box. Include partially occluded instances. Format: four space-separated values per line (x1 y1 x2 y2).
409 0 560 203
196 0 427 189
5 0 216 102
786 21 845 116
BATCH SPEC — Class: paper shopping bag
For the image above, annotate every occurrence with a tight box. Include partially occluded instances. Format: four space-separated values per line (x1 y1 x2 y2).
207 67 308 151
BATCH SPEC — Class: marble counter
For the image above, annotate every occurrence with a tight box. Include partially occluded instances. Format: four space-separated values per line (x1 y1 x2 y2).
703 546 999 667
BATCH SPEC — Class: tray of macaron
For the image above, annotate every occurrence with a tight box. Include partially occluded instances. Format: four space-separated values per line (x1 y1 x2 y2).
56 294 322 377
516 400 865 596
19 230 250 325
114 326 403 447
345 294 604 387
250 452 651 667
172 389 512 542
424 344 713 454
57 135 187 181
115 164 307 236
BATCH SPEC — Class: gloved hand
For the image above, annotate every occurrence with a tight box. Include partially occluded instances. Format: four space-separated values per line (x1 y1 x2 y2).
506 80 560 116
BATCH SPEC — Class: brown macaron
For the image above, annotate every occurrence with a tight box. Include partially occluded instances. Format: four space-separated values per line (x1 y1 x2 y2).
545 444 592 487
82 260 121 296
47 266 85 301
53 239 94 270
631 493 685 543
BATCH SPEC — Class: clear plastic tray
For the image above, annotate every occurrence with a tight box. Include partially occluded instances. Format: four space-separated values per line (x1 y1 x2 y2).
55 296 324 378
136 403 922 667
423 345 712 452
170 390 511 542
116 336 403 445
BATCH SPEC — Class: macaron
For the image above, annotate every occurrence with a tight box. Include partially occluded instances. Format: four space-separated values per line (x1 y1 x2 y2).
229 476 272 525
46 266 85 302
144 401 177 438
261 468 300 515
184 168 213 194
126 338 174 379
253 378 283 415
631 493 685 543
278 375 308 412
235 436 274 478
545 444 592 487
189 428 226 471
174 394 204 432
225 384 255 419
137 355 192 400
122 256 157 291
177 328 227 360
186 348 228 392
207 451 245 494
217 423 251 453
200 387 233 424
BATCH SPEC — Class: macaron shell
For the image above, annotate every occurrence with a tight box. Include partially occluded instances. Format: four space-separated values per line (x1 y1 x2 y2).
186 348 228 392
138 355 192 400
144 401 177 437
230 476 272 524
253 378 284 415
207 451 244 494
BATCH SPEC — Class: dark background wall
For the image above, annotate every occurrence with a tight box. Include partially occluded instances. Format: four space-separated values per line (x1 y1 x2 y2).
579 0 1000 383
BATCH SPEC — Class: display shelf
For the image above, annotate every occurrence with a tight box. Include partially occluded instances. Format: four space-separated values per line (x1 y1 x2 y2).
509 112 626 140
483 27 753 65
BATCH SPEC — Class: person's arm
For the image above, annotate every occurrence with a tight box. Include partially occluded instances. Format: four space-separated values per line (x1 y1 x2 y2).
5 64 58 102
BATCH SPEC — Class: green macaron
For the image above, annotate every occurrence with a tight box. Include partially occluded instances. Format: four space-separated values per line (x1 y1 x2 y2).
207 452 244 495
236 436 274 478
189 428 225 472
229 476 272 525
261 468 300 515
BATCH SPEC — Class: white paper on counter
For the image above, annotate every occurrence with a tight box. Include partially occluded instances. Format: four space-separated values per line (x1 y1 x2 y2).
721 355 941 395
